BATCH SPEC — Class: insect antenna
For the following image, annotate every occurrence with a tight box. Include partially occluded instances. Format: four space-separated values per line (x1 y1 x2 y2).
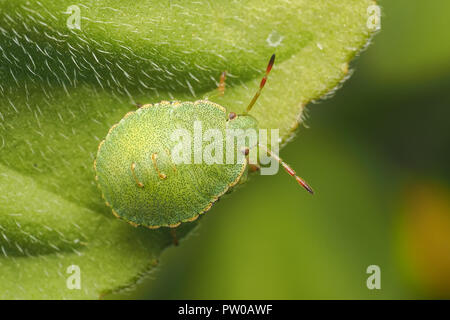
245 54 276 114
258 143 314 194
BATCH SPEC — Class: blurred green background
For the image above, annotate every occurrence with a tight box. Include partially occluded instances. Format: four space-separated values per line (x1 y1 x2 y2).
114 0 450 299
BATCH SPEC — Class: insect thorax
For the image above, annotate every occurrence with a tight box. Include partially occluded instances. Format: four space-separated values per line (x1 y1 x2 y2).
226 113 259 149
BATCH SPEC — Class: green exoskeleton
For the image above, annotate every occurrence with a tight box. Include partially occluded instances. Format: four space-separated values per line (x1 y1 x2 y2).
94 55 313 232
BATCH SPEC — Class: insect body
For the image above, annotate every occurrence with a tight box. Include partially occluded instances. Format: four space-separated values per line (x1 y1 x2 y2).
94 55 313 229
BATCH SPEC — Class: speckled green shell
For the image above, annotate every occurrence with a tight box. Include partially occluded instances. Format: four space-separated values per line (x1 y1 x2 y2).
94 100 247 228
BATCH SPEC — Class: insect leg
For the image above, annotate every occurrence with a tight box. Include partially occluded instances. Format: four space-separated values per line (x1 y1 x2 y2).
164 147 177 172
241 147 261 172
204 71 227 100
217 71 226 96
249 164 261 172
151 153 167 180
170 228 179 246
131 162 145 188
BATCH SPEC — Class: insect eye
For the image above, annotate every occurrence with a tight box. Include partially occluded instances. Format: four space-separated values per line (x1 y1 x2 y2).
228 112 237 120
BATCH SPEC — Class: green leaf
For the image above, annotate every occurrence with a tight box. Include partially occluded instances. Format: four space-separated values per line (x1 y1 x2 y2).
0 0 377 298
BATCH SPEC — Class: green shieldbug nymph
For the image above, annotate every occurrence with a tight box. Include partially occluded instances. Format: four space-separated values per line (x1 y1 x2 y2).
94 54 313 230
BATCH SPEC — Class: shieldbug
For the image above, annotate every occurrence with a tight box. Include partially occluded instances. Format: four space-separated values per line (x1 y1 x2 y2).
94 54 313 231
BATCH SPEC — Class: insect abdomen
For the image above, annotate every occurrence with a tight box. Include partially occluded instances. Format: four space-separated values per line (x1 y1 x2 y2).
95 100 246 228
